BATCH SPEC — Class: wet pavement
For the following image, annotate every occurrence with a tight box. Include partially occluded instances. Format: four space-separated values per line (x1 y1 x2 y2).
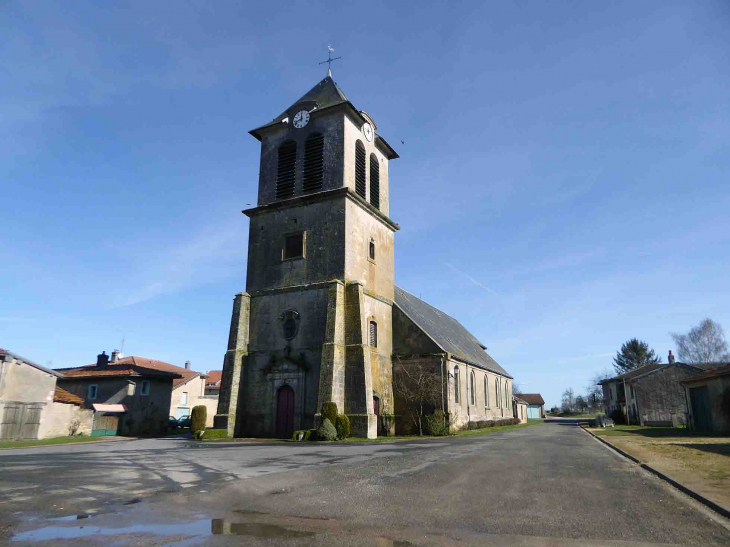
2 423 730 545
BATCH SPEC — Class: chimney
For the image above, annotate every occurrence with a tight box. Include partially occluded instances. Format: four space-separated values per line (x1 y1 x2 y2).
668 350 675 365
185 360 191 370
96 351 109 367
111 350 123 363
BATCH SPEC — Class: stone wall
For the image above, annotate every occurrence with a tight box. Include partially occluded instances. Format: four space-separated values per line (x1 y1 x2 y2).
631 367 698 426
446 358 513 429
37 402 93 439
0 358 56 405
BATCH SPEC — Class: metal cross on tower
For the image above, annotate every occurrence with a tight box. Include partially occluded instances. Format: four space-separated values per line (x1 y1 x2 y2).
319 45 341 75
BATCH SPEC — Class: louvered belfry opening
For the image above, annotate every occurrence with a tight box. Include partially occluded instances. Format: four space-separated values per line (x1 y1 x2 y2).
275 140 297 200
369 154 380 210
369 320 378 347
355 140 366 199
302 132 324 194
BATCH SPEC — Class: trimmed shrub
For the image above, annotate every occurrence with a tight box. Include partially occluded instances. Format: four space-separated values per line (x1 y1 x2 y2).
191 405 207 435
335 415 351 440
292 429 312 441
316 418 338 441
321 402 338 424
201 428 228 440
425 410 450 436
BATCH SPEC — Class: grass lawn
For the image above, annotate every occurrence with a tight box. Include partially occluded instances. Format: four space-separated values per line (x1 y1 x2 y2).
586 425 730 509
0 436 112 449
346 419 544 442
590 425 729 439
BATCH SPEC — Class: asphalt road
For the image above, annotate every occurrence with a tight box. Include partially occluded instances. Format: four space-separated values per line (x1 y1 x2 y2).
1 422 729 546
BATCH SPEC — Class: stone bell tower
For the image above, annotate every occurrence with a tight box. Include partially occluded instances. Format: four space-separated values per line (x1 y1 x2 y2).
215 70 399 439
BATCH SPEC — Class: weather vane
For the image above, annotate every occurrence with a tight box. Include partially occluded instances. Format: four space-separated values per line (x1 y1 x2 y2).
319 45 341 75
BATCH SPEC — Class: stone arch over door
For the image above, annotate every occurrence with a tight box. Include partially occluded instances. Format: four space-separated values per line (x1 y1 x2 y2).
276 385 295 438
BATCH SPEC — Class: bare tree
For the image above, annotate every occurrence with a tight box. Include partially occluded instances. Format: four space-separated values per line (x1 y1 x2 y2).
575 395 588 413
393 357 442 436
561 388 576 413
671 318 729 365
587 369 611 412
512 383 523 396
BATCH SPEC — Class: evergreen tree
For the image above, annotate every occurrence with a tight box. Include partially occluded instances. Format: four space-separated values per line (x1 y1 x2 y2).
613 338 661 374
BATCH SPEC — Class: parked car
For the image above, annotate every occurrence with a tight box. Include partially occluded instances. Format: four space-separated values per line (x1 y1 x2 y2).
167 416 179 430
177 415 191 428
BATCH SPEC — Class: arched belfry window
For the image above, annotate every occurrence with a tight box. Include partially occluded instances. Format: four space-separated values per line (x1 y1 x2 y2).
470 372 476 405
369 321 378 348
369 154 380 210
276 140 296 200
453 366 460 404
302 132 324 194
355 140 366 199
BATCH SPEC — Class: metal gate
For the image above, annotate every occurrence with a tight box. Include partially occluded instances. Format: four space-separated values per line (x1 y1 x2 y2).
690 386 713 431
0 403 44 440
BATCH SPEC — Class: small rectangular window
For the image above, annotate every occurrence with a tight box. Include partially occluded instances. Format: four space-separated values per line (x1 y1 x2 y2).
283 232 305 260
369 240 375 261
369 321 378 347
141 380 150 396
88 384 98 400
181 392 188 405
128 382 136 396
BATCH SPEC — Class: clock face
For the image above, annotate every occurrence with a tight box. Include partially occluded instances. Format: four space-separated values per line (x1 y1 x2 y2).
363 122 373 142
293 110 310 129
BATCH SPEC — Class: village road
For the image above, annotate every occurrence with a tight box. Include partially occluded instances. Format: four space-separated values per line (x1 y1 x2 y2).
2 422 729 546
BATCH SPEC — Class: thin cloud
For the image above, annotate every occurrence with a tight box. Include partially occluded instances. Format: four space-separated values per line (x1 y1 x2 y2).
443 261 498 296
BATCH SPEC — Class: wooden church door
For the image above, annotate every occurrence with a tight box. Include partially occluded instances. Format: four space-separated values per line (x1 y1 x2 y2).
276 386 295 438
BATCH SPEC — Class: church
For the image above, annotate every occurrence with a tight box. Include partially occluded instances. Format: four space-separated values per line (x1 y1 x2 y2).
214 70 514 439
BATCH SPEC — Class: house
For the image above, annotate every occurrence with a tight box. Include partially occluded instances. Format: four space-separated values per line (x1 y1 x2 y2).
55 351 182 436
204 370 223 397
519 394 545 419
599 363 665 421
513 396 528 424
103 353 219 427
0 348 63 440
625 361 705 426
214 71 515 439
682 363 730 432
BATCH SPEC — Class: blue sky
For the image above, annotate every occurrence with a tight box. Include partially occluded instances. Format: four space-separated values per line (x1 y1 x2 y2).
2 1 728 407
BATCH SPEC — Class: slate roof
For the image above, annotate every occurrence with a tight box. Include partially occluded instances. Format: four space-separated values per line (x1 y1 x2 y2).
249 75 398 159
393 286 511 378
598 363 665 384
680 363 730 383
53 385 85 406
55 356 186 384
519 394 545 405
0 347 63 378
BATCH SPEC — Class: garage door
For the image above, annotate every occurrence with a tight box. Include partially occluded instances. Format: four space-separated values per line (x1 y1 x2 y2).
91 414 120 436
527 405 541 419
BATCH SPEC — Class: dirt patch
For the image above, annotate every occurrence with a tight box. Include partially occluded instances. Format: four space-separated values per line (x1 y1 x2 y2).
604 435 730 509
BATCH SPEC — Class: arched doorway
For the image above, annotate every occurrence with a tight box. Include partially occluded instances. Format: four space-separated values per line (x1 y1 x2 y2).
276 385 295 438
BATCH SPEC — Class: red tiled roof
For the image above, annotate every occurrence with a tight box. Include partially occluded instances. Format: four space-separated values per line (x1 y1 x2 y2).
206 370 223 387
54 385 85 406
519 394 545 405
55 355 193 384
681 363 730 384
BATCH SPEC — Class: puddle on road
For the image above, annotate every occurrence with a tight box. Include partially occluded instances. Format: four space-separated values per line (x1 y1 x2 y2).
13 517 314 542
14 515 413 544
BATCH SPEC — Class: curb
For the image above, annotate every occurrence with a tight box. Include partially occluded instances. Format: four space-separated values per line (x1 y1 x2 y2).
581 426 730 520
